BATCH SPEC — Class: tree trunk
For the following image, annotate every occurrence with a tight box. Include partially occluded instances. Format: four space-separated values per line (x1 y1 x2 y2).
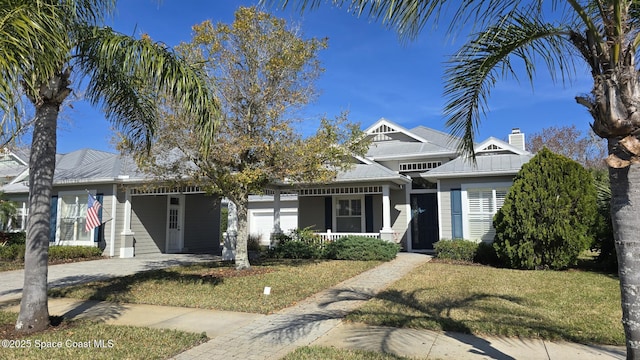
16 71 69 333
234 198 250 270
15 103 58 333
610 157 640 359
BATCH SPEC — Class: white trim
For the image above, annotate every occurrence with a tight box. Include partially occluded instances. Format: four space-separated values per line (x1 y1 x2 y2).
55 189 97 246
474 137 528 155
332 195 365 233
109 184 117 257
165 194 185 253
436 180 443 244
461 182 511 241
404 183 412 252
364 118 430 143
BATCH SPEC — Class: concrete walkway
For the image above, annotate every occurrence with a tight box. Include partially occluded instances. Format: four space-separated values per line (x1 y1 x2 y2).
0 253 627 359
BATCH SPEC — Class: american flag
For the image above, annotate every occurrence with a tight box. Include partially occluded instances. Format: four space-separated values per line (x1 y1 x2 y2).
85 194 102 232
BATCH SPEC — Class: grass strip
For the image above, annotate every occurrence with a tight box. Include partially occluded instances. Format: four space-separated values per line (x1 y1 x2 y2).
49 259 381 314
346 261 624 345
282 346 412 360
0 311 206 360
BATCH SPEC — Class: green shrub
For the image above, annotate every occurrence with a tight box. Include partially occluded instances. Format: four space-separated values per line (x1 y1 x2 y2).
0 243 25 261
474 241 500 265
324 236 399 261
434 239 478 262
0 232 25 246
268 227 324 259
493 148 597 270
590 169 617 271
48 246 103 260
269 240 322 259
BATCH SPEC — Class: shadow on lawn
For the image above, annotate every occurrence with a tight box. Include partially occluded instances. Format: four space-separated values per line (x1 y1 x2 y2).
353 287 591 345
48 269 225 302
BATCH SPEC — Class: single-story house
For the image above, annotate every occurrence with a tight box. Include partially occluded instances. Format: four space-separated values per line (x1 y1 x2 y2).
0 149 222 258
1 118 531 257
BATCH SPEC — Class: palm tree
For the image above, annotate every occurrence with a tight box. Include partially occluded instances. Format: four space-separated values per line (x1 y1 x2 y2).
1 1 217 333
267 0 640 357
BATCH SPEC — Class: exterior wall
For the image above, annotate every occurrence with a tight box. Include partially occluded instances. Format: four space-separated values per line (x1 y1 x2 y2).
298 196 325 231
390 187 409 246
437 176 515 240
131 195 166 255
53 184 115 250
183 194 220 253
438 179 457 240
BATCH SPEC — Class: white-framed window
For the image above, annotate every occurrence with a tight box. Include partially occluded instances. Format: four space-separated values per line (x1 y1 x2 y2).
461 183 510 242
334 196 365 232
57 191 95 244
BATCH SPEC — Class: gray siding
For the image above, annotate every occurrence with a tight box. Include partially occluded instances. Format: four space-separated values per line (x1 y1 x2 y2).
298 196 325 231
439 176 515 240
131 196 166 255
390 188 409 247
183 194 220 253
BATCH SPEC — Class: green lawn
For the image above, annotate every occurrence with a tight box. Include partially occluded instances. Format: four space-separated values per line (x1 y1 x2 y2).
0 311 206 360
282 346 413 360
49 259 381 314
346 261 624 345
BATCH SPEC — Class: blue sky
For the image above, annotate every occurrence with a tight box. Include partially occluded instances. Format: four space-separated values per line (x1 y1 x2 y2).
55 0 596 153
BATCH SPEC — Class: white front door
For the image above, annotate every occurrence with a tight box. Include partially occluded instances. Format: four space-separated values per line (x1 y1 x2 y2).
166 195 185 253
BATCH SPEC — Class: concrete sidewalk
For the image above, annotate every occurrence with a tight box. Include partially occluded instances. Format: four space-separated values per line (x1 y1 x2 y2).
0 253 627 359
0 253 220 303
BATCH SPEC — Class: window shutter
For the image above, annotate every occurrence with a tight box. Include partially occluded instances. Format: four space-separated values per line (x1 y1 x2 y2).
365 195 373 233
450 189 462 239
49 196 58 242
94 194 103 243
324 197 332 231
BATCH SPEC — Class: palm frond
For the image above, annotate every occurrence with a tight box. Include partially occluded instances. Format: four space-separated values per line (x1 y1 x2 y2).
443 8 573 159
264 0 554 40
74 25 220 152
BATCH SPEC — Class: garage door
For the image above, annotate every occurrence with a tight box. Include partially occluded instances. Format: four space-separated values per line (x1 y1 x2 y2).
249 210 298 245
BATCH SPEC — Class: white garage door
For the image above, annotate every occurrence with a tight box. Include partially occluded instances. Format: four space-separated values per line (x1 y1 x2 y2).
249 210 298 245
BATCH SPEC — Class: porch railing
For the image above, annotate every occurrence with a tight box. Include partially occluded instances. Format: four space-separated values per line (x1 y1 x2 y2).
316 231 380 243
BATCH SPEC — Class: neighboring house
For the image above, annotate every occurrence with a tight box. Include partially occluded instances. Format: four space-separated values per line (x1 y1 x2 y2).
0 118 531 257
1 149 221 258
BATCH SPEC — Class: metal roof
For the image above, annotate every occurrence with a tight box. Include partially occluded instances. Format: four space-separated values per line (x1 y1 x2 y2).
421 153 534 180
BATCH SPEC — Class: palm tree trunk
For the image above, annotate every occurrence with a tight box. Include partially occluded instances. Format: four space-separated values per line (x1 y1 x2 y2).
16 70 69 333
15 102 58 333
610 153 640 359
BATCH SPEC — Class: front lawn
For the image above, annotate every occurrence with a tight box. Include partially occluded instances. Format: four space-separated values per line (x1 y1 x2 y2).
346 261 624 345
49 259 381 314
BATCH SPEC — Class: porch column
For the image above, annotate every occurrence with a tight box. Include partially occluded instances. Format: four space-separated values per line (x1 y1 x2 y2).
222 200 237 260
120 188 135 258
271 189 282 249
272 188 281 233
380 185 394 242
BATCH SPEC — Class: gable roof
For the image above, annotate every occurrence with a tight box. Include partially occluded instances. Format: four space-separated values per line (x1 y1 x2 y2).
364 119 459 160
475 137 528 155
364 118 429 143
421 153 534 179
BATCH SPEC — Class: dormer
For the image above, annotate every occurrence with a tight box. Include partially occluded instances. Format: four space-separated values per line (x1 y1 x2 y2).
475 136 529 156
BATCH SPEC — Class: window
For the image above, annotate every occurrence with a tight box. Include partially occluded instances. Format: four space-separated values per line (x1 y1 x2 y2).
335 197 363 232
462 184 510 242
58 193 92 242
